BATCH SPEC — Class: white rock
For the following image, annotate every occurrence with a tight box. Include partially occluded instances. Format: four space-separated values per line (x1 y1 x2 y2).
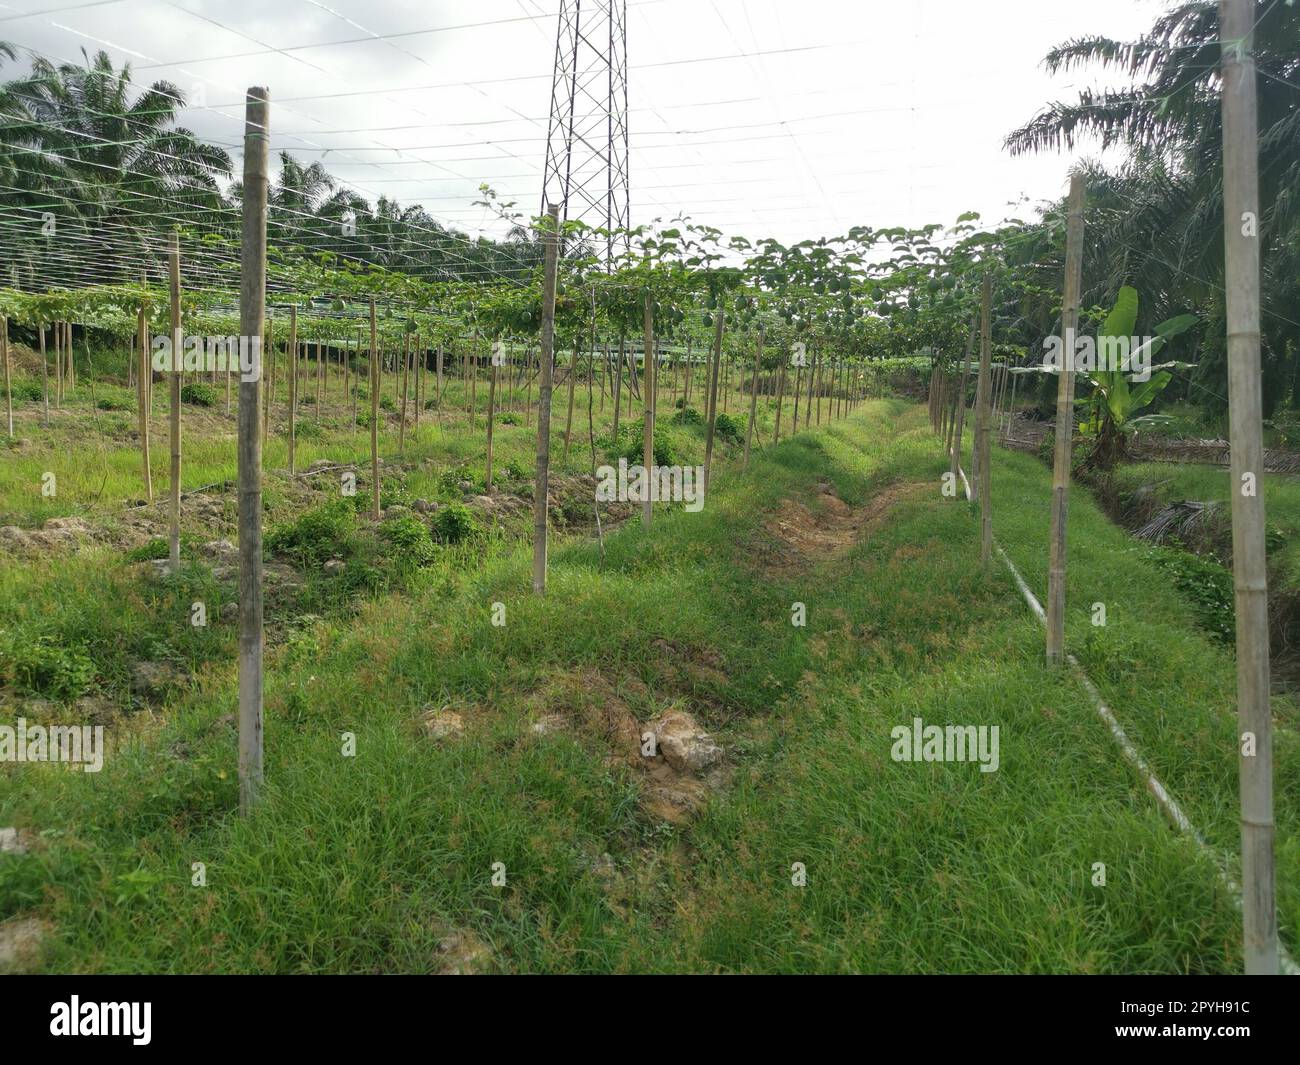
653 710 723 774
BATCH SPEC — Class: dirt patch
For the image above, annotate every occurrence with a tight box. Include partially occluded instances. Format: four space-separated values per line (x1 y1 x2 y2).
760 480 927 571
523 668 727 823
0 916 46 972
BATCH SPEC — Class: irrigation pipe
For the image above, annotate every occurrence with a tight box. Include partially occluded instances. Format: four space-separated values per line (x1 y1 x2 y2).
953 456 1298 975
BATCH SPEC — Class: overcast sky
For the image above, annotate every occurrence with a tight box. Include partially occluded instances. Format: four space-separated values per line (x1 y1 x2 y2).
0 0 1160 245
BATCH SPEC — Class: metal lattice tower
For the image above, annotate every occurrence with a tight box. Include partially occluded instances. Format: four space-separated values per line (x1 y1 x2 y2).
540 0 630 265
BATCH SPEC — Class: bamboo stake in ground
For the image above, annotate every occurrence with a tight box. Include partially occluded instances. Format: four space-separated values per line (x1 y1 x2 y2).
563 339 579 464
975 271 993 566
1046 173 1087 666
743 325 764 471
237 86 269 816
773 354 787 444
642 291 656 529
370 298 381 521
1220 0 1276 976
612 335 624 440
533 205 560 594
168 231 183 575
703 308 725 493
1 316 10 439
949 320 976 484
136 305 152 501
288 306 298 474
486 343 498 491
39 323 48 426
400 331 410 453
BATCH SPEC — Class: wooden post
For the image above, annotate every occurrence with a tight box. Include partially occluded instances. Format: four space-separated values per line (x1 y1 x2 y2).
949 320 976 485
1220 0 1276 975
370 297 381 521
1046 174 1086 665
976 271 993 566
642 290 656 529
703 308 725 493
288 305 298 474
237 86 268 816
415 333 422 430
136 305 153 501
1 316 10 439
533 205 560 594
168 231 183 575
773 354 788 444
400 331 410 453
39 323 48 426
563 339 578 464
744 325 763 471
612 335 624 440
262 311 273 445
792 356 804 435
486 343 498 491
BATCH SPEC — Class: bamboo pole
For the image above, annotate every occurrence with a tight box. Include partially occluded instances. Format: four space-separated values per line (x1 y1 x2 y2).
533 205 560 594
370 298 381 521
288 306 298 474
642 291 656 529
1046 174 1086 665
486 351 498 491
137 305 152 501
563 339 578 464
773 354 787 444
703 308 725 493
743 325 764 471
168 231 183 575
949 320 976 485
237 86 268 816
39 323 48 426
976 272 993 566
400 331 410 453
1220 0 1276 975
1 316 10 439
612 335 624 440
792 358 804 435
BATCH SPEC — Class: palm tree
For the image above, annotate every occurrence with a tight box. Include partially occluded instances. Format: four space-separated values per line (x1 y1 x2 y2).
1 47 232 286
1006 0 1300 415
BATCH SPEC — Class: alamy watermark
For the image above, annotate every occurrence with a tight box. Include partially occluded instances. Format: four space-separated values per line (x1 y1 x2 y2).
0 718 105 772
152 334 261 382
596 459 706 512
1042 329 1156 382
890 716 999 773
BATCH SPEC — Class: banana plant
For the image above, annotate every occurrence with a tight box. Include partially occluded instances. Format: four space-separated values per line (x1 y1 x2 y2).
1080 284 1197 468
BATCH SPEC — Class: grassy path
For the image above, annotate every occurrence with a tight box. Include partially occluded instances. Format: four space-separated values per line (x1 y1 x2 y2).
1 399 1292 972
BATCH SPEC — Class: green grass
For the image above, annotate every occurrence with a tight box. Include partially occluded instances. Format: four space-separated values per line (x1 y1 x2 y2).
1110 460 1300 586
0 398 1293 972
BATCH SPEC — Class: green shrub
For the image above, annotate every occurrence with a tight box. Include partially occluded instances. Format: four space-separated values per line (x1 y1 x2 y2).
379 514 436 566
673 405 703 426
180 383 217 407
1143 546 1234 642
498 411 520 425
504 458 529 481
294 420 323 440
11 380 43 402
266 500 356 566
622 422 676 468
713 411 745 445
0 633 96 700
96 395 134 412
379 396 396 412
438 464 473 493
431 502 478 544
